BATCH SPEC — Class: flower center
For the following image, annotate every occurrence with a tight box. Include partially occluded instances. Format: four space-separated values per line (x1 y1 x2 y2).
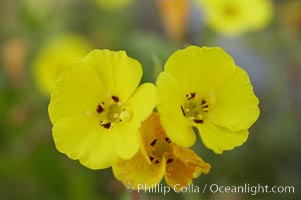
148 137 174 165
181 92 215 125
96 95 131 129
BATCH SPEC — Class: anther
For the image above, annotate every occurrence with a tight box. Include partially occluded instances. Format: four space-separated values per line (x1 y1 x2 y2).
101 122 111 129
186 92 196 100
194 119 204 124
96 102 104 113
149 156 154 161
112 96 119 102
164 137 171 143
150 139 157 146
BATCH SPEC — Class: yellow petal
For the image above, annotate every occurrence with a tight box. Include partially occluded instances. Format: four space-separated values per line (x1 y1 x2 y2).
112 124 140 160
52 116 118 169
82 49 142 102
156 72 196 147
197 121 249 154
164 46 236 96
208 67 260 131
126 83 157 128
165 145 210 191
112 83 157 160
48 62 105 124
112 152 166 190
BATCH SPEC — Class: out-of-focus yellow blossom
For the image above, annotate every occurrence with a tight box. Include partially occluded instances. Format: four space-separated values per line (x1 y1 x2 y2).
156 46 260 154
156 0 190 42
95 0 135 11
33 34 91 95
113 113 210 191
198 0 273 36
48 49 157 169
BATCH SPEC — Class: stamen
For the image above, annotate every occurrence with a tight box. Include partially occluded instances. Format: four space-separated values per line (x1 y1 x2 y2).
186 92 196 100
201 105 208 109
149 156 154 161
111 96 119 102
101 122 111 129
150 139 157 146
164 137 171 143
188 116 195 121
119 109 131 121
181 106 186 117
96 102 104 113
194 119 203 124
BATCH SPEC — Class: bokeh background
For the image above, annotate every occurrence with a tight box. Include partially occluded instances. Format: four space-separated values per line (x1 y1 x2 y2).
0 0 300 199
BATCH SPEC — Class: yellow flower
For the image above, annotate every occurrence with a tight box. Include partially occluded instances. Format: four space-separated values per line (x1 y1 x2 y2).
156 46 260 154
33 34 91 95
48 49 157 169
113 112 210 190
95 0 135 11
198 0 273 36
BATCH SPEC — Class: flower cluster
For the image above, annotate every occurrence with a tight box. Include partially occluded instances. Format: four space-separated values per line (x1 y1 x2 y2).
48 46 259 190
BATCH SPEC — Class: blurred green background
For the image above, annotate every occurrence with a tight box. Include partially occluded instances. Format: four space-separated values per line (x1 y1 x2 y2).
0 0 300 199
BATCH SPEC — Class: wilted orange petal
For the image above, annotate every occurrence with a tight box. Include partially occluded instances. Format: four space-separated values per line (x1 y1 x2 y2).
156 0 190 42
165 144 211 191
